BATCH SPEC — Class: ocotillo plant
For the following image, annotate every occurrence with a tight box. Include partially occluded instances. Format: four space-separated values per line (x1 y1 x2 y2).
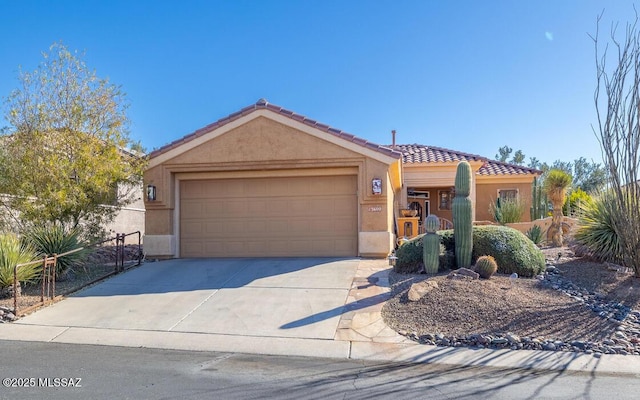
423 214 440 274
453 161 473 268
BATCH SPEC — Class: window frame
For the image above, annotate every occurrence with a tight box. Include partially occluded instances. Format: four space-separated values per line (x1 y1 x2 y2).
497 188 519 201
438 190 453 210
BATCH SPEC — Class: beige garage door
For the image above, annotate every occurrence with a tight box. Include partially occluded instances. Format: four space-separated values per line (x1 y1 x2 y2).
180 175 358 257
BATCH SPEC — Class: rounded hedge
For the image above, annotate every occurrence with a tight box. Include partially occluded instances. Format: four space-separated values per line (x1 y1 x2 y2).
394 225 545 277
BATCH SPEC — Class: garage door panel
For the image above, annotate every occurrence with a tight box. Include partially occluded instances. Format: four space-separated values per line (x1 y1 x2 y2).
336 239 357 253
181 175 358 257
181 201 203 218
289 219 309 233
335 218 357 232
289 199 308 214
182 221 203 236
205 221 223 235
249 201 267 214
267 219 288 233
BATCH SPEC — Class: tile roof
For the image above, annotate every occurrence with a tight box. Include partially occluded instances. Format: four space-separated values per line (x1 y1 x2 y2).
394 144 485 163
394 144 541 176
149 99 402 160
477 159 542 176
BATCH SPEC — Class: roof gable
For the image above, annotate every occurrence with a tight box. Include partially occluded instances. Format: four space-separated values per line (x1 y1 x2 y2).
149 99 402 167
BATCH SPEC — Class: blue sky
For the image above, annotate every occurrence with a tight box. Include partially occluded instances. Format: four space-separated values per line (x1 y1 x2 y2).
0 0 636 165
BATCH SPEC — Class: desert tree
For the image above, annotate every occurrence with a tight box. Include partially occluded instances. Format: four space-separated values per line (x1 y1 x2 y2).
591 11 640 277
0 43 146 239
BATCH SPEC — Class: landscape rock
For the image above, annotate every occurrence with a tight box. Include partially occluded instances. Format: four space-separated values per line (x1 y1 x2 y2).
506 333 521 344
407 280 439 302
398 262 640 356
454 268 480 280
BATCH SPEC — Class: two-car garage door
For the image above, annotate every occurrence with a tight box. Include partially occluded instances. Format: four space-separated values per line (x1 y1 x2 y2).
180 175 358 257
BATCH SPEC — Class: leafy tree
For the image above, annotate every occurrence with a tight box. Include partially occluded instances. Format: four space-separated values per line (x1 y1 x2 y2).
550 160 573 176
0 43 146 238
527 157 541 170
500 148 605 193
495 145 526 165
572 157 606 193
511 149 525 165
495 145 512 162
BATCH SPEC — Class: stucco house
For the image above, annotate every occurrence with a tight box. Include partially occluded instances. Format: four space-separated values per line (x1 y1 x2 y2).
144 99 540 259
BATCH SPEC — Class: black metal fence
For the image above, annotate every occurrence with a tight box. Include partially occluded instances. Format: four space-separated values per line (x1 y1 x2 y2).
10 231 143 316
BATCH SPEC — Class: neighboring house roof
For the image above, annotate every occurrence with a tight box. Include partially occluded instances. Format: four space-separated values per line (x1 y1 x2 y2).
149 99 402 160
394 144 541 176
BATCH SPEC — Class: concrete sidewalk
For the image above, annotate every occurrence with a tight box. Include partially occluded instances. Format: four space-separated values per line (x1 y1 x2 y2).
0 258 639 376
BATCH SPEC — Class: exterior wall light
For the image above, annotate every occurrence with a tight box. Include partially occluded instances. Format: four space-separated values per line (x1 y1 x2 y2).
388 253 397 267
146 184 156 202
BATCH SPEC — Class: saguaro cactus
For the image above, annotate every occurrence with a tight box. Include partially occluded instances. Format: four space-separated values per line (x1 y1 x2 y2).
530 177 547 221
453 161 473 268
423 214 440 274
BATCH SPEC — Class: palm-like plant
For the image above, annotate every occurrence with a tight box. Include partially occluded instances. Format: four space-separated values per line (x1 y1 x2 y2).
0 233 40 297
544 170 573 246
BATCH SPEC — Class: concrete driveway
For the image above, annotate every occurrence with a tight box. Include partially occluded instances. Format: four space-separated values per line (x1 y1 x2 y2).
15 258 359 340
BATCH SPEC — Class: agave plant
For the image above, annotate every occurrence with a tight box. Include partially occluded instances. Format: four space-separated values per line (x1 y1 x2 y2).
25 225 87 277
573 192 624 265
0 233 40 297
525 224 544 245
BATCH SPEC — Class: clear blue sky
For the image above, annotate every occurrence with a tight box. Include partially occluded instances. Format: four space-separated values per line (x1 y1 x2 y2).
0 0 636 165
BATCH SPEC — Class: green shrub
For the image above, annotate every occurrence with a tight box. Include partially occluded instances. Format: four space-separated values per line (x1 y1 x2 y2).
394 236 454 274
0 233 40 291
25 226 87 277
395 236 424 274
525 224 544 245
490 197 526 224
564 188 592 217
573 192 624 265
475 255 498 279
396 226 545 277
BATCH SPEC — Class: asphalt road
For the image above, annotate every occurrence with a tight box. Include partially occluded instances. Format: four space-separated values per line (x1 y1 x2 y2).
0 340 638 400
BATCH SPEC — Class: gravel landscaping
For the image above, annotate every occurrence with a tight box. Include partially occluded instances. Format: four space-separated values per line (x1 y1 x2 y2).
382 246 640 357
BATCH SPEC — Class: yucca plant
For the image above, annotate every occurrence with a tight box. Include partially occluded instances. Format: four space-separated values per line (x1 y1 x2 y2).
0 233 40 297
573 192 624 265
544 169 573 246
25 225 87 278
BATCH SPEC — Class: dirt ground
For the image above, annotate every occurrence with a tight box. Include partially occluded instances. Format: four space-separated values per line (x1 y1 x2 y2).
382 246 640 344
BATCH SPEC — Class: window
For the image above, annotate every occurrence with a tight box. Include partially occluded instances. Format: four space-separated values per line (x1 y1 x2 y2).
438 190 452 210
498 189 518 201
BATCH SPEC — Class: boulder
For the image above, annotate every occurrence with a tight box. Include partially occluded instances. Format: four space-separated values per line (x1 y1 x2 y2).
453 268 479 280
408 280 439 301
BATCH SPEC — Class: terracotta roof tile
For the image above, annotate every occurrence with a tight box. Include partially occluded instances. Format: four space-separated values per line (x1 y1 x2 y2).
394 144 541 176
394 144 485 164
149 99 403 160
477 159 541 176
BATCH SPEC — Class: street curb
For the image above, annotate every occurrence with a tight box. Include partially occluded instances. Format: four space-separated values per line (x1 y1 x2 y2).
2 323 639 376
